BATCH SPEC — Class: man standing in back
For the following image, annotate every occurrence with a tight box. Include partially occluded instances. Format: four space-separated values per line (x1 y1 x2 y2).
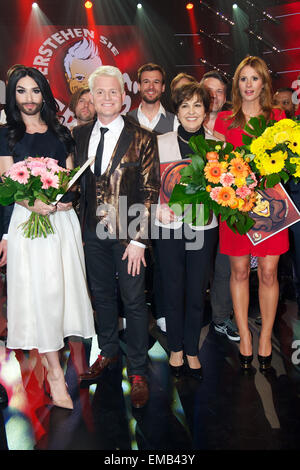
201 70 240 342
128 62 177 134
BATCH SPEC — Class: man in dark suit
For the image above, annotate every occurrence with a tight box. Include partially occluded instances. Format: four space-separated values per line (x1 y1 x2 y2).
73 65 160 408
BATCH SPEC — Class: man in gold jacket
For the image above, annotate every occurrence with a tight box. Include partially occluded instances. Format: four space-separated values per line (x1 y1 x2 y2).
73 65 160 408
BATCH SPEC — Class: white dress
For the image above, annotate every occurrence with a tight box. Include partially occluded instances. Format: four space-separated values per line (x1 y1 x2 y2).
6 204 95 353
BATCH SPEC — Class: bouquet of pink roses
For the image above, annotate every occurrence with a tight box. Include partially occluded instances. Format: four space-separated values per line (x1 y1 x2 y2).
0 157 79 239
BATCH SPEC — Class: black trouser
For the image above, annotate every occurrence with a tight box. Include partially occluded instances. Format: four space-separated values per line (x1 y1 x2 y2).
83 227 149 376
155 225 218 356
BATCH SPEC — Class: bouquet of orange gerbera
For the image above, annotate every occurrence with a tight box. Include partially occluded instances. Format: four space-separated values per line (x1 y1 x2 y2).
169 135 258 234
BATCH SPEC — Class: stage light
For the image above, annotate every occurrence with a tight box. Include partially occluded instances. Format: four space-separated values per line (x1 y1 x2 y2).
137 3 142 8
233 3 238 8
85 1 93 8
32 2 38 7
186 3 194 10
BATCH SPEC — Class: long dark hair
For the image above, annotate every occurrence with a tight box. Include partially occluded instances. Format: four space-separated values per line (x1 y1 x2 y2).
5 66 74 155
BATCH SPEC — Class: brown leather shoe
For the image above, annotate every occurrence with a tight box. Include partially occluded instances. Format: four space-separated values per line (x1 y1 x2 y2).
129 375 149 408
79 355 118 383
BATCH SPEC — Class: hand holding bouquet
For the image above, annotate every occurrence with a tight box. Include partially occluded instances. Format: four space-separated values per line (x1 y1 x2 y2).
0 157 79 238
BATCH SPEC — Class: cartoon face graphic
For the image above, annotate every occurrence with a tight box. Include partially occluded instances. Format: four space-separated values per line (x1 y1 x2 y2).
251 189 288 232
64 38 102 94
252 193 270 218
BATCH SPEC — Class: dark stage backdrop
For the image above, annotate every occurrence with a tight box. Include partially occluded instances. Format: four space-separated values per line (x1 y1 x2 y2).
264 2 300 90
0 25 148 128
0 2 299 116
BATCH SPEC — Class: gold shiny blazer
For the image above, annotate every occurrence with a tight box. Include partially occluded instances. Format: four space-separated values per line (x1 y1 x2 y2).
73 116 160 245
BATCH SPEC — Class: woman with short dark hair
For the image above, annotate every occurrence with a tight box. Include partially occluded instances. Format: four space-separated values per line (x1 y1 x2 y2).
155 83 218 380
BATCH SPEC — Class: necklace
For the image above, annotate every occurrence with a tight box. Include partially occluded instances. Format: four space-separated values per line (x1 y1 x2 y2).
178 126 202 144
178 134 190 144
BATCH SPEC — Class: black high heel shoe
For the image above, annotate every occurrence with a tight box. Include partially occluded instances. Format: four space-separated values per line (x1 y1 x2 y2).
185 356 203 381
239 352 253 370
186 364 203 381
169 363 186 378
239 331 253 370
258 353 272 371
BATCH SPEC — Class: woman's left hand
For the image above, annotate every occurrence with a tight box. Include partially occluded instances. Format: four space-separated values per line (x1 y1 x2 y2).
56 202 73 212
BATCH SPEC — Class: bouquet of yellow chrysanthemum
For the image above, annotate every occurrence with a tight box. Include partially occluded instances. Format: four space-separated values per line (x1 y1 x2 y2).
169 135 258 234
241 116 300 188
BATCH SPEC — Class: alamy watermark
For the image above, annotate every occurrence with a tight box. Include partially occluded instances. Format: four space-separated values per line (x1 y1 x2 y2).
291 79 300 106
291 340 300 365
95 196 206 250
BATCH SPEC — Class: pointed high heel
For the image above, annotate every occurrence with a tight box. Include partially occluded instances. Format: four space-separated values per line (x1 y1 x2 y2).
46 372 74 410
258 353 272 371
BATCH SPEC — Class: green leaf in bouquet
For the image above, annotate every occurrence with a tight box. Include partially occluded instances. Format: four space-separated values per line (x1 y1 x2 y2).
266 173 281 188
188 135 208 157
185 183 204 195
242 134 253 146
222 142 234 155
203 202 211 225
189 203 210 227
27 195 36 206
181 196 210 226
180 164 194 177
279 170 289 184
14 189 28 202
181 204 195 225
205 139 220 149
0 181 16 205
32 190 49 204
191 154 205 173
285 159 296 174
219 207 230 221
244 115 267 137
267 143 288 155
235 213 255 235
169 183 190 207
30 177 43 191
259 176 266 190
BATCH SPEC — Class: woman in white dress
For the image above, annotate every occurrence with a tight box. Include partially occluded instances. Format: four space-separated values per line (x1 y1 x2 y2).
0 66 95 409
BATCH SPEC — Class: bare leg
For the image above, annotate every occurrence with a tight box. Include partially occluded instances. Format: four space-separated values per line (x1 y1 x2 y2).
257 255 280 356
42 351 73 410
229 255 252 356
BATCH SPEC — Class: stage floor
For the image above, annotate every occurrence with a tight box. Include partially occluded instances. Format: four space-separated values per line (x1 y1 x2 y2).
1 291 300 452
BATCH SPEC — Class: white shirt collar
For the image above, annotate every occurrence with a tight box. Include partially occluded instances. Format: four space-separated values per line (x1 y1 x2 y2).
94 114 124 136
138 102 166 120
